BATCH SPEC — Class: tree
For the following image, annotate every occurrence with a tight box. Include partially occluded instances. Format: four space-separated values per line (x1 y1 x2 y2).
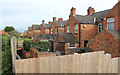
4 26 15 32
23 38 32 52
8 30 20 37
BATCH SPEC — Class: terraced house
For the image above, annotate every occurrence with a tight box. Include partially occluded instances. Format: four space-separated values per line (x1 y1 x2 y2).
26 1 119 56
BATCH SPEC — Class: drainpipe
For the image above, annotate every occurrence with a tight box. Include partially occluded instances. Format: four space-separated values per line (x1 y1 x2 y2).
79 23 81 47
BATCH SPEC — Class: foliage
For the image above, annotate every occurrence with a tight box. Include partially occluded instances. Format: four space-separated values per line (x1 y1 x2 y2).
22 34 27 38
23 39 51 52
8 30 20 37
23 38 32 52
4 26 15 32
1 35 12 74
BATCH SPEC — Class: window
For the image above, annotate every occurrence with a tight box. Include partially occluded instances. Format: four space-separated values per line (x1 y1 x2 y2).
69 43 76 48
51 28 53 34
107 18 114 30
98 23 102 33
67 25 69 33
35 35 39 39
55 28 57 34
84 40 89 47
75 24 78 33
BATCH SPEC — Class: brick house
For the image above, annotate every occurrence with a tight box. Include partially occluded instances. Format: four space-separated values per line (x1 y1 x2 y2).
64 7 99 48
31 24 41 41
88 1 120 58
27 27 32 38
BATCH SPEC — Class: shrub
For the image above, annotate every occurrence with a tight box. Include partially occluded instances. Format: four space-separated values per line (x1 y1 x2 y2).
23 39 51 52
23 38 32 52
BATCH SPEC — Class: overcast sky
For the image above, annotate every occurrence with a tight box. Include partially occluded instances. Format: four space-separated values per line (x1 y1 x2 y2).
0 0 118 32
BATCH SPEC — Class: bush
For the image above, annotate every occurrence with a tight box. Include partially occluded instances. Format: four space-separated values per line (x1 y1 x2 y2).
23 38 32 52
23 39 51 52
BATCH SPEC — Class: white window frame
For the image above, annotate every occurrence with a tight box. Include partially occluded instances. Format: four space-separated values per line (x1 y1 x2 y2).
75 24 78 33
67 25 69 33
51 28 53 34
107 18 114 30
69 43 76 48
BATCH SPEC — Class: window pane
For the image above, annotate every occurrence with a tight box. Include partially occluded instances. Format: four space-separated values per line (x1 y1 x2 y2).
108 22 114 30
67 26 69 33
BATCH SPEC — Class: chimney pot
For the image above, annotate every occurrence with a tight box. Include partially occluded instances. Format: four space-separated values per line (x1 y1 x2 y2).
70 7 76 16
42 20 45 24
53 17 56 22
48 21 52 24
58 18 63 21
87 7 95 15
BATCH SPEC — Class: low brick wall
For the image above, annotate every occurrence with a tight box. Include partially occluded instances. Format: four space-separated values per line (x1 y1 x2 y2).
38 52 57 57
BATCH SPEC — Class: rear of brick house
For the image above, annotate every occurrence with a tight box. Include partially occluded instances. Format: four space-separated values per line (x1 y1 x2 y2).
54 6 111 54
88 1 120 58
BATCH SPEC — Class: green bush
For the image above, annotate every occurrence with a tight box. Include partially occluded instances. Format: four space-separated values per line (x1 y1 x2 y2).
23 38 32 52
1 35 12 74
23 39 51 52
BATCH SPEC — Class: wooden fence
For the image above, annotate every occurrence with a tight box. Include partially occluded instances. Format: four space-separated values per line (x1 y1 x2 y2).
15 51 119 73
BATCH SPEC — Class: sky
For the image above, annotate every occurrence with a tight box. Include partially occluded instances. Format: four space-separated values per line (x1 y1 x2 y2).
0 0 118 32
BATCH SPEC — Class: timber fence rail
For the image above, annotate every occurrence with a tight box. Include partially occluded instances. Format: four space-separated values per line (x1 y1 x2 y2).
15 51 119 73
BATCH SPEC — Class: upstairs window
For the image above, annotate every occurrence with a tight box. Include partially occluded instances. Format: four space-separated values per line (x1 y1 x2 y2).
75 24 78 33
55 28 57 34
67 25 69 33
69 43 76 48
51 28 53 34
107 18 114 30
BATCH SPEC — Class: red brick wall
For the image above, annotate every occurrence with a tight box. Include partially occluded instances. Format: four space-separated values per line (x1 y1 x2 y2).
80 24 98 47
103 1 120 30
65 15 98 47
45 29 50 34
88 30 119 58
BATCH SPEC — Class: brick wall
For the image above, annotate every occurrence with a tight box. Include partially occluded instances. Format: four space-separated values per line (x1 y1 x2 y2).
80 24 98 47
103 1 120 30
45 29 50 34
88 30 119 58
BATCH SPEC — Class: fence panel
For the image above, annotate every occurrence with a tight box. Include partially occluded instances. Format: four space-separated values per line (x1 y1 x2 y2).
15 51 119 73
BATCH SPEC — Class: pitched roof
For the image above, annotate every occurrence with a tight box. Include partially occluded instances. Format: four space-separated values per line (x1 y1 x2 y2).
54 20 67 27
44 34 55 40
75 15 95 23
90 9 111 22
32 25 41 30
59 33 79 43
44 24 51 29
106 30 120 41
0 30 10 36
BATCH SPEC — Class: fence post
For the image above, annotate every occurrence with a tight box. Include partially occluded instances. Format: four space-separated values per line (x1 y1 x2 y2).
11 37 17 73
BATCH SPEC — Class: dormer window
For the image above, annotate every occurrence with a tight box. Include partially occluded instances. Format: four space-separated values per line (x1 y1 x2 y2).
75 24 78 33
107 18 114 30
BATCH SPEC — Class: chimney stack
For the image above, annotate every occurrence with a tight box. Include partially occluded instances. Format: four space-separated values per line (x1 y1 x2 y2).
70 7 76 16
58 18 63 21
42 20 45 25
87 7 95 15
53 17 56 22
48 21 52 24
